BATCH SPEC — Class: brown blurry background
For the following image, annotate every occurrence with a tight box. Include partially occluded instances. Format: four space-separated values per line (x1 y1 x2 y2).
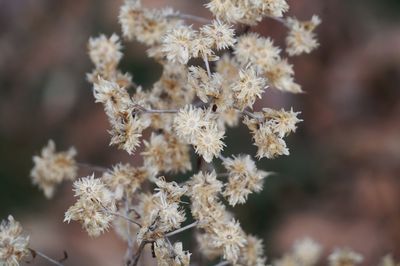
0 0 400 265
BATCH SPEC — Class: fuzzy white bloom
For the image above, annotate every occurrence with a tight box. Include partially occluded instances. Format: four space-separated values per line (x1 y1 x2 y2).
93 78 150 154
286 15 321 56
64 175 116 237
239 235 267 266
292 237 322 266
263 107 302 137
186 171 223 204
155 192 186 232
235 33 281 72
379 254 399 266
193 123 225 163
258 0 289 18
154 239 191 266
223 154 270 206
162 26 196 64
0 216 29 265
231 66 267 110
173 105 209 143
119 0 181 45
254 125 289 159
266 58 303 93
102 163 148 200
211 219 247 263
88 34 122 69
200 20 236 50
328 248 363 266
30 140 77 198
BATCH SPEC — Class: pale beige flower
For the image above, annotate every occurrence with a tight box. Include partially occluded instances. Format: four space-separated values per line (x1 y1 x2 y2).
211 219 247 263
273 254 299 266
292 237 322 266
193 123 225 162
173 105 209 143
253 124 289 159
119 0 181 45
196 232 224 260
142 133 192 175
0 216 29 266
190 36 217 61
154 239 191 266
155 192 186 233
93 78 150 154
239 235 267 266
262 107 302 137
162 26 196 64
64 175 116 237
30 140 77 198
235 33 281 72
265 58 303 93
379 254 400 266
154 177 187 203
88 34 122 70
328 248 363 266
200 20 236 50
231 66 267 110
102 163 148 200
186 171 223 204
222 155 269 206
286 15 321 56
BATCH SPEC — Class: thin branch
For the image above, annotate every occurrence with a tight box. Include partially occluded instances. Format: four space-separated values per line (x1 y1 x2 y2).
130 241 152 266
77 162 108 173
213 261 230 266
242 110 264 122
172 13 211 24
166 221 198 237
265 15 288 27
143 109 179 114
203 56 212 78
125 198 134 249
103 208 142 228
133 104 178 114
29 249 65 266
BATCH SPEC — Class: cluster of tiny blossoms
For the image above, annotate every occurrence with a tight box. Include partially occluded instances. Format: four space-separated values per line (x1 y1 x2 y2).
10 0 325 266
1 215 398 266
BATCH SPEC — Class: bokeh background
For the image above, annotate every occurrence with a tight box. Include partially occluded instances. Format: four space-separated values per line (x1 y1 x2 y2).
1 0 400 265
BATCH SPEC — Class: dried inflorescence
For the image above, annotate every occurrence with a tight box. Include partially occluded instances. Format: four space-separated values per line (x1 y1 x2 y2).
21 0 374 265
30 140 77 198
64 175 116 237
0 216 30 265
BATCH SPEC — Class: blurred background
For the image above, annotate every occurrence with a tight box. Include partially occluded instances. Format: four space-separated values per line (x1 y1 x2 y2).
0 0 399 265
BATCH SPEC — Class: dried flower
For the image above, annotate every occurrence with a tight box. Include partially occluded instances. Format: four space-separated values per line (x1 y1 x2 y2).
162 26 195 64
286 15 321 56
239 235 267 266
292 237 322 266
102 163 148 200
328 248 363 266
231 66 267 110
0 216 29 265
88 34 122 71
30 140 77 198
200 20 236 50
222 155 270 206
64 175 116 237
262 107 302 137
210 219 247 263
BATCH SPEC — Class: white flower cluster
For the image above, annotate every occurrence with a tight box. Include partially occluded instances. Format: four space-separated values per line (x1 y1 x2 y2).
24 0 324 265
30 140 77 198
0 216 29 265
